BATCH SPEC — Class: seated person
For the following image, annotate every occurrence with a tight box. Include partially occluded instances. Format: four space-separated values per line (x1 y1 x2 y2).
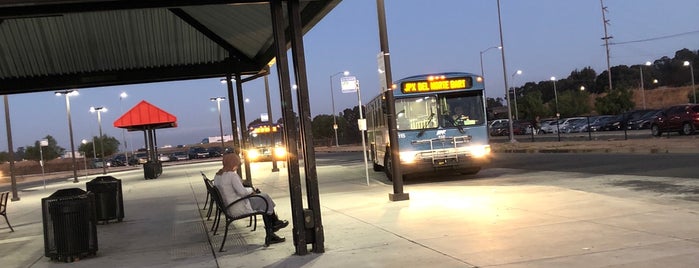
451 105 477 126
214 153 289 245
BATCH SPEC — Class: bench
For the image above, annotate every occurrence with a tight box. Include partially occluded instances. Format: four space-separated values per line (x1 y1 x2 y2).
207 184 270 251
1 191 13 232
200 172 258 233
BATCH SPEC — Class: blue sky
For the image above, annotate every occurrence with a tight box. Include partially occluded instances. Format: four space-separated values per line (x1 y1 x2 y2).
1 0 698 152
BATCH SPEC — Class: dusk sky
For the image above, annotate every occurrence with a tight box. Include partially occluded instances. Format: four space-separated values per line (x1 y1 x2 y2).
1 0 697 153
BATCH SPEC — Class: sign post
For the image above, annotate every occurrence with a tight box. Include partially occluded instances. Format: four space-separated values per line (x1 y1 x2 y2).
40 139 48 189
341 76 370 186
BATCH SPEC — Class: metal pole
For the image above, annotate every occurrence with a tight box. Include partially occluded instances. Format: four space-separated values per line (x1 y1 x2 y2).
119 92 129 165
496 0 515 143
640 65 646 109
356 80 370 186
4 95 19 201
97 110 106 174
65 93 79 183
377 0 408 201
329 74 339 147
40 145 45 188
264 71 279 172
214 98 225 151
689 63 696 104
479 52 485 78
600 0 613 91
553 79 561 142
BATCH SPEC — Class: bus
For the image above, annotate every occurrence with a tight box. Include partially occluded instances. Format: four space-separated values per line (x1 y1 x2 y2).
366 72 491 179
245 123 286 162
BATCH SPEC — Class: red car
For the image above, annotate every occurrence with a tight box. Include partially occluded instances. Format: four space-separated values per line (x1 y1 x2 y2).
650 104 699 136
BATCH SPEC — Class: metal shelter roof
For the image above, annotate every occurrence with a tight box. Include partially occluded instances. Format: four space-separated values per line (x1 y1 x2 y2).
0 0 341 94
113 100 177 131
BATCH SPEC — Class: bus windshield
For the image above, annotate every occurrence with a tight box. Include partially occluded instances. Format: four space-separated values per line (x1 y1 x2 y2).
395 91 484 130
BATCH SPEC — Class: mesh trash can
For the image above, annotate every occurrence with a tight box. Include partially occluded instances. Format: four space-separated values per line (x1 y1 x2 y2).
42 188 98 262
86 176 124 223
143 161 162 180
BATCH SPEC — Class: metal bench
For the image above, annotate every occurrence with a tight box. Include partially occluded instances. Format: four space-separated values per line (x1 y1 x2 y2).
1 191 14 232
207 184 270 251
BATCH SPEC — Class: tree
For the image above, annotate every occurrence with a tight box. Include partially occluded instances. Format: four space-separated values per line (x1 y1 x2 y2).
24 135 64 161
594 87 635 115
78 135 120 158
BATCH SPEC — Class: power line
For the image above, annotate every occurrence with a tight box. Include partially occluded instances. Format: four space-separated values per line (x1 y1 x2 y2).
609 30 699 46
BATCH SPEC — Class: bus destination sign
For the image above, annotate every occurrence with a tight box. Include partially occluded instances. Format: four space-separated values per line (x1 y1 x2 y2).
401 77 472 94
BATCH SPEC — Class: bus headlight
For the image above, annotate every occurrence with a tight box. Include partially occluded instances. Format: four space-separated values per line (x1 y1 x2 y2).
470 145 491 158
274 147 286 157
399 151 417 164
247 150 260 160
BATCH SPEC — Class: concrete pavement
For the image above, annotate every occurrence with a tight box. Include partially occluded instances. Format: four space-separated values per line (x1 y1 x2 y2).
1 144 699 267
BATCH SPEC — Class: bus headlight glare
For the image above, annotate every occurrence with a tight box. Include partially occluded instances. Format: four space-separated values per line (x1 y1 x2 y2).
399 151 417 163
274 147 286 157
471 145 491 158
247 150 260 160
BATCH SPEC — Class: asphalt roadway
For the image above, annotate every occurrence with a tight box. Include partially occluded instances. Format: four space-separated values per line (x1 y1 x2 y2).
1 138 699 267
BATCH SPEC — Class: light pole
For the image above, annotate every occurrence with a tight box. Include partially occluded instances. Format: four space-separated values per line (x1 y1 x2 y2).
210 97 226 152
329 70 349 147
119 92 129 165
55 89 80 183
496 0 515 143
636 61 651 109
479 46 501 78
684 61 696 103
551 77 561 142
81 139 89 179
511 69 522 120
90 106 107 175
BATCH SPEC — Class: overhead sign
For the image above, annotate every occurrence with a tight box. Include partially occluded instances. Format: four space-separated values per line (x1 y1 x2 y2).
341 76 357 93
261 113 269 122
401 77 472 94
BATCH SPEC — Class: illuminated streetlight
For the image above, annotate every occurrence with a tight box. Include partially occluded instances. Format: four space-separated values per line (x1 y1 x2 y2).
684 61 696 103
479 46 501 78
637 61 652 109
90 106 107 175
329 70 350 147
580 86 586 91
210 97 226 151
511 69 522 120
55 89 80 183
119 92 129 165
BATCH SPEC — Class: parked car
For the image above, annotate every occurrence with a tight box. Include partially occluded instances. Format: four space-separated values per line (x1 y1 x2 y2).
628 109 661 130
207 147 223 157
188 147 209 159
133 152 149 164
157 153 171 162
539 118 559 134
169 151 189 161
650 104 699 136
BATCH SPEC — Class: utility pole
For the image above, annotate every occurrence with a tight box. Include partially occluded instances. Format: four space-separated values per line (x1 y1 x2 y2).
600 0 613 91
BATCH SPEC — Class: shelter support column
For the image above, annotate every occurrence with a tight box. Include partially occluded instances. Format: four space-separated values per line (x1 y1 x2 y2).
270 0 307 255
235 73 252 186
288 0 324 253
225 72 242 178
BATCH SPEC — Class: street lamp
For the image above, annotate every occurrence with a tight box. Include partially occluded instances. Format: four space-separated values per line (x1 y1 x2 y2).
55 89 80 183
81 139 90 179
119 92 129 165
479 46 501 77
638 61 652 109
684 61 696 103
580 86 586 91
90 106 107 175
210 97 226 152
511 69 522 120
329 70 349 147
550 77 561 141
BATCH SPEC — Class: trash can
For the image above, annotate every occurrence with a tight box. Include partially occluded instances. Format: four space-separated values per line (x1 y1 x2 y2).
86 176 124 223
42 188 98 262
143 161 162 180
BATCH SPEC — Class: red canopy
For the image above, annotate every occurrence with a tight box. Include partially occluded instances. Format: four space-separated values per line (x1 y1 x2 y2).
113 100 177 131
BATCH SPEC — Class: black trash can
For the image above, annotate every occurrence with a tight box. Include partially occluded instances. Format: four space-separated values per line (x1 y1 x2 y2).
42 188 98 262
143 161 162 180
86 176 124 223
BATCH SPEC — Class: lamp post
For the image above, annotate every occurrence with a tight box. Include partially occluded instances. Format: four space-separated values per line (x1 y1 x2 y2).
90 106 107 175
81 139 89 179
479 46 501 78
684 61 696 103
329 70 349 147
55 89 80 183
210 97 226 152
511 69 522 120
119 92 130 165
636 61 651 109
551 77 561 141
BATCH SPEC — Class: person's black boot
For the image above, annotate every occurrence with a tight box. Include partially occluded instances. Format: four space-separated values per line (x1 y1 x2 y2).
269 213 289 232
263 214 285 246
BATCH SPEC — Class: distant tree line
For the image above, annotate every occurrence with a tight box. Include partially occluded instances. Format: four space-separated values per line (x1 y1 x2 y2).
0 134 120 163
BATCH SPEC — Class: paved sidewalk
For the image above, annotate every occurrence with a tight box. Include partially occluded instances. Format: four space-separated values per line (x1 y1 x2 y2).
2 159 699 267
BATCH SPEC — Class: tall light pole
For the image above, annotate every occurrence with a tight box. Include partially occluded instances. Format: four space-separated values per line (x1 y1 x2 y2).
684 61 696 103
55 90 80 183
496 0 515 143
551 77 561 141
511 69 522 120
210 97 226 151
119 92 129 165
81 139 89 179
638 61 651 109
90 106 107 175
329 70 349 147
479 46 501 78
